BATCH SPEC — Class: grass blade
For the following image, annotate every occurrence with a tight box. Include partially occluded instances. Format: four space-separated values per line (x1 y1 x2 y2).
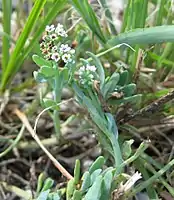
99 0 117 35
70 0 106 44
108 25 174 46
1 0 46 91
2 0 12 72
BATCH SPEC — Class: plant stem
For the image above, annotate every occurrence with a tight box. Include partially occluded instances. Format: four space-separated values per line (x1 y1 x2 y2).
53 70 62 140
0 125 25 158
53 110 61 140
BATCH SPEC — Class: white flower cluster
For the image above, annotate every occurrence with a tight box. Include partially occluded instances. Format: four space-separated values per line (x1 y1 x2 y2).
78 64 96 86
51 44 75 64
40 23 75 65
45 23 67 38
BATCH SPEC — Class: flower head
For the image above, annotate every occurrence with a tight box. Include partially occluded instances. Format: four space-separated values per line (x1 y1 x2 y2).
59 44 71 53
51 52 60 62
62 53 72 63
49 33 57 41
55 23 67 37
78 64 97 87
86 65 96 72
45 25 55 33
52 46 58 52
40 23 75 65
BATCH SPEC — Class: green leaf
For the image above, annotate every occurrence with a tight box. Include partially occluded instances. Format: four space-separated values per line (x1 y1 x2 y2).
60 68 69 85
37 189 50 200
81 172 91 192
70 0 106 44
108 25 174 46
90 169 102 185
89 156 105 174
33 71 47 83
109 94 142 105
43 98 58 110
105 113 118 139
66 179 76 200
72 82 85 103
103 72 120 98
121 83 136 97
72 190 82 200
82 96 108 133
48 192 61 200
100 169 113 200
32 55 52 67
74 160 81 185
117 71 129 86
40 66 56 78
41 178 54 192
36 173 46 194
84 175 102 200
122 139 134 160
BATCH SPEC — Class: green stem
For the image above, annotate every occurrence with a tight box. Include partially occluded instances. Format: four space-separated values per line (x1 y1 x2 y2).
112 139 123 169
53 110 61 140
53 70 62 140
116 141 149 173
0 125 25 158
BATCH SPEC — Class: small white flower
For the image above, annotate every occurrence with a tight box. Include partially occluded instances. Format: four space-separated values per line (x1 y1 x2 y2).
45 25 55 32
59 44 71 53
57 23 64 29
51 52 60 62
58 29 68 37
62 53 72 63
86 65 96 72
52 46 58 52
49 33 57 41
121 172 142 192
55 23 67 37
79 66 85 73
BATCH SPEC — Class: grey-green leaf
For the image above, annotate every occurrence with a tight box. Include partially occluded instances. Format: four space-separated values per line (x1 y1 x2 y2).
72 190 82 200
33 71 47 83
103 72 120 98
117 71 129 86
84 175 102 200
90 169 102 184
40 66 56 78
81 172 91 192
32 55 52 67
89 156 105 174
41 178 54 192
122 83 136 97
37 189 50 200
108 25 174 46
122 139 134 160
100 169 113 200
